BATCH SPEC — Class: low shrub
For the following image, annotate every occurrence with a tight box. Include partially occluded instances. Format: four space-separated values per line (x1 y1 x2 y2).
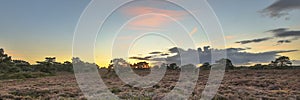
0 72 52 80
110 87 122 94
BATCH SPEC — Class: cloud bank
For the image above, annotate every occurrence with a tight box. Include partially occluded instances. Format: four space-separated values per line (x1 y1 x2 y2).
260 0 300 18
268 28 300 38
235 37 273 44
236 28 300 45
269 28 300 43
130 47 298 66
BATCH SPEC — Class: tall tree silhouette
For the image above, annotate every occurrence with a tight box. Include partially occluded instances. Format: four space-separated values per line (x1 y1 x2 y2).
275 56 292 67
0 48 12 63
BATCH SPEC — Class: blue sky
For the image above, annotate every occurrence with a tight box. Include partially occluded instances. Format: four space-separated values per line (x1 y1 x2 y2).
0 0 300 66
0 0 90 63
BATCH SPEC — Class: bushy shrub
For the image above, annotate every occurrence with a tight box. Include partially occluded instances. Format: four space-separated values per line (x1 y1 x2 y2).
31 65 56 74
0 63 10 73
7 66 22 73
181 64 197 72
56 65 73 73
168 63 179 70
110 87 122 94
200 62 211 70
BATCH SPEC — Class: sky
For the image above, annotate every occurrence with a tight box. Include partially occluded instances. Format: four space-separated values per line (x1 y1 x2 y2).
0 0 300 67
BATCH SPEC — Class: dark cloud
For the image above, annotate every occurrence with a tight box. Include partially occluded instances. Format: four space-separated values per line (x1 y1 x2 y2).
260 0 300 18
267 28 300 43
147 47 298 66
268 28 300 38
160 53 169 56
152 48 200 65
129 55 156 61
235 37 273 44
267 28 288 33
168 47 179 53
129 56 149 60
144 56 152 59
274 50 298 53
277 40 292 44
276 31 300 37
149 51 162 54
245 47 252 50
236 28 300 45
226 47 250 51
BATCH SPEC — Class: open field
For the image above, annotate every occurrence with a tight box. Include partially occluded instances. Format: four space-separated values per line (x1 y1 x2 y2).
0 69 299 100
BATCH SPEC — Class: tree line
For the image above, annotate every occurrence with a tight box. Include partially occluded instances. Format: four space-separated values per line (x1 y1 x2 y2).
0 48 73 80
0 48 298 79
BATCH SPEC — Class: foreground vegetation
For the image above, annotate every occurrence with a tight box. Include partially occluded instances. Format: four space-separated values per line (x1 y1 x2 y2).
0 48 73 80
0 69 299 99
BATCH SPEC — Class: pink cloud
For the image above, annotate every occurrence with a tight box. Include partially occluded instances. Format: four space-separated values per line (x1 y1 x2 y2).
189 27 198 36
129 15 170 28
122 7 188 31
123 6 187 17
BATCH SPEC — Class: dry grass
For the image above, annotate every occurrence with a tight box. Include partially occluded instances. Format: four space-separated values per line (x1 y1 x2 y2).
0 70 299 99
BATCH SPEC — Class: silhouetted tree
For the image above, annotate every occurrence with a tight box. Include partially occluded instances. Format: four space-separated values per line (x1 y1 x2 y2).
250 64 265 70
63 61 72 65
132 62 150 69
106 60 114 74
215 58 234 70
72 57 83 64
168 63 179 70
110 58 131 73
13 60 30 66
200 62 211 70
34 57 59 74
0 48 12 64
0 48 20 73
270 61 278 66
36 57 57 66
276 56 292 67
59 61 73 72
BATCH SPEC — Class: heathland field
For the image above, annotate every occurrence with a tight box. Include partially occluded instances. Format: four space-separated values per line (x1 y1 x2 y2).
0 69 299 100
